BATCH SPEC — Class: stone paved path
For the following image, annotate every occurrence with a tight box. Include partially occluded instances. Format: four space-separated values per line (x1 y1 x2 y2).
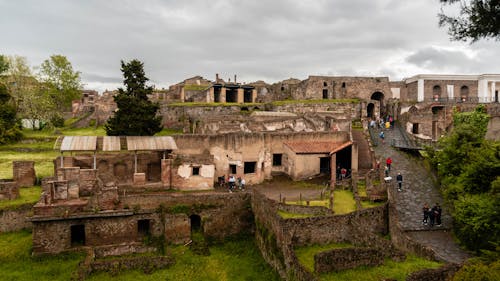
372 123 471 263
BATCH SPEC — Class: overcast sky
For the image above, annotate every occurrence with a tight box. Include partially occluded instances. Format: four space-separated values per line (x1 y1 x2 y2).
1 0 498 92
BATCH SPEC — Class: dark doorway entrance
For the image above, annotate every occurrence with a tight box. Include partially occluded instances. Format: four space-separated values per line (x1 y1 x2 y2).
71 225 85 247
370 92 384 116
335 146 352 174
214 86 221 102
322 89 328 99
243 88 253 103
320 157 330 174
190 214 201 232
226 87 238 103
147 163 161 182
367 103 374 118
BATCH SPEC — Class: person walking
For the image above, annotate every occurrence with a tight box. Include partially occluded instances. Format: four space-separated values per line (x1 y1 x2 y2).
429 204 436 227
435 203 442 226
379 131 385 143
422 203 429 225
240 178 246 191
396 172 403 191
384 165 389 177
228 175 236 193
386 157 392 171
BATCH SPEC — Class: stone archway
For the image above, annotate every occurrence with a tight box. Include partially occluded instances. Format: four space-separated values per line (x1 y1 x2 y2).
371 92 385 116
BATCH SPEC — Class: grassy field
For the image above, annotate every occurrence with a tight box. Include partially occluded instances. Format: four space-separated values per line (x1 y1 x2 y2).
287 190 357 214
319 255 442 281
0 231 280 281
0 186 41 210
0 230 85 281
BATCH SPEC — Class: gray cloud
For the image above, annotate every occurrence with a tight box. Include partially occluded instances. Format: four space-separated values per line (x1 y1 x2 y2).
1 0 498 92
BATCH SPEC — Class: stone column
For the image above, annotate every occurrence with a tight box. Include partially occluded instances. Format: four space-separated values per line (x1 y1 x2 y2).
220 87 227 103
208 87 214 103
237 88 244 103
161 159 172 188
252 89 257 103
180 87 185 102
351 142 358 173
330 153 336 189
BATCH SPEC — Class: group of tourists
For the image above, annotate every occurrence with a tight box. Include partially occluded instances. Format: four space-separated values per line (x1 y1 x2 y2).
422 203 442 227
382 157 404 191
226 175 245 193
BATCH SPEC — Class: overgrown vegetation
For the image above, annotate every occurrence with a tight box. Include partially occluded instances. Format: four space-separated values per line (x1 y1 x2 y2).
424 105 499 278
287 190 357 214
425 105 499 253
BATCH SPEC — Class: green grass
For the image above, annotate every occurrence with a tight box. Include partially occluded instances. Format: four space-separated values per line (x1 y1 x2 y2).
277 210 314 219
0 231 280 281
295 242 353 272
0 150 57 179
154 128 183 136
357 180 367 197
183 84 210 91
0 186 41 210
361 200 385 209
319 254 443 281
86 238 280 281
0 230 86 281
287 190 357 214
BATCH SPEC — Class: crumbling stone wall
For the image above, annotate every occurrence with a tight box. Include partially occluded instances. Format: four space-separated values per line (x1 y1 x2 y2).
173 131 350 184
13 161 36 187
0 204 32 232
0 179 19 200
314 247 384 273
293 76 392 102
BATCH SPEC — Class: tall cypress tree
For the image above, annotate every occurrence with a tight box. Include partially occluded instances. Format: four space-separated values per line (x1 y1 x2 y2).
105 59 162 136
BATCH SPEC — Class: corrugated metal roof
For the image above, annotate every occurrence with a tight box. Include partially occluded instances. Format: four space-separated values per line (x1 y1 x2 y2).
57 136 177 152
126 136 178 151
284 141 351 154
102 136 121 151
60 136 97 151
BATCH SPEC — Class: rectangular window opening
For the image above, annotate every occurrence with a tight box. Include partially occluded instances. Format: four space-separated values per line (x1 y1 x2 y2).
272 154 282 166
138 219 151 236
229 164 237 174
192 166 200 176
71 224 85 247
244 162 256 174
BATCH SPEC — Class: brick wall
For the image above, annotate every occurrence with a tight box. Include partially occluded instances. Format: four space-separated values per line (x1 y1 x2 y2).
13 161 36 187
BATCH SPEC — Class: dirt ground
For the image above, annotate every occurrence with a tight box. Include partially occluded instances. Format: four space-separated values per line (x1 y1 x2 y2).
218 174 331 201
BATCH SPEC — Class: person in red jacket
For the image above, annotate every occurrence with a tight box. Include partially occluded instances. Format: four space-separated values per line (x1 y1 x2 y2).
386 157 392 171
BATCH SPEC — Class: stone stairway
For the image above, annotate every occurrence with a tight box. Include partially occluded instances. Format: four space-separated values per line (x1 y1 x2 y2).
372 125 471 264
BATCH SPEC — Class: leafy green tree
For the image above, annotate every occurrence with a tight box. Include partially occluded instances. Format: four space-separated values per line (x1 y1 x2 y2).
105 59 162 136
430 106 500 253
38 55 82 111
0 55 22 144
438 0 500 42
453 193 499 251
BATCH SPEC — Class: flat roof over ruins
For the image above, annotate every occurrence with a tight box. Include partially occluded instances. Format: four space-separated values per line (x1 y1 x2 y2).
284 141 352 154
55 136 177 152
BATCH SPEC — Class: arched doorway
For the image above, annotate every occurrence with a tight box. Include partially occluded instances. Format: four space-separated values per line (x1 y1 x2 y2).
367 103 375 118
370 92 385 117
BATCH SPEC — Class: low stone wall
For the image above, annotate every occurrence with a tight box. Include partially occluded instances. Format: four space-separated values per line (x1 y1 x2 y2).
13 161 36 187
407 263 461 281
93 243 157 258
314 247 384 273
90 256 174 274
252 190 395 281
0 203 32 232
278 203 332 216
